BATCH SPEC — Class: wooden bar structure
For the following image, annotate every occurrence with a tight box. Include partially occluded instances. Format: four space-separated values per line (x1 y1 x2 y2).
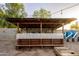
6 18 76 48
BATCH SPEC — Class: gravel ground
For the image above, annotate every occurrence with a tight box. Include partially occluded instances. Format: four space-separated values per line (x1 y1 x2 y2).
0 40 79 56
0 40 55 56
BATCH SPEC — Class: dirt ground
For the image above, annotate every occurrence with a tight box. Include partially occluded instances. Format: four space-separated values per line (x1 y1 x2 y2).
0 40 55 56
0 40 79 56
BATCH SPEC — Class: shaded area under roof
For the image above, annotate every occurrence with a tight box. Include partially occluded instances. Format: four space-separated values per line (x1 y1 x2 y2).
6 18 76 29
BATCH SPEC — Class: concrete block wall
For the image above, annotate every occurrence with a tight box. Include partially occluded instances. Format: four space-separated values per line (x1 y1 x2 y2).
0 28 17 40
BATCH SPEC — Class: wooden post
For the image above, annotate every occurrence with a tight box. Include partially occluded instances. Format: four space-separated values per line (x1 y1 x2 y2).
40 22 42 33
76 21 78 31
62 23 64 42
40 22 43 48
62 23 64 34
17 23 19 33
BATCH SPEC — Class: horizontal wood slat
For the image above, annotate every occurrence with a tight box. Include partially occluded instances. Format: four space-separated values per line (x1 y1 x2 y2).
17 39 63 46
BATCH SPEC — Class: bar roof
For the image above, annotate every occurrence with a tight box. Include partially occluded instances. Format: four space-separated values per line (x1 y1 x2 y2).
6 18 76 29
6 18 76 23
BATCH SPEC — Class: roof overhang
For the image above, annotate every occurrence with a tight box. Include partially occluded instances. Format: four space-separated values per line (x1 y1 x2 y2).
6 18 76 29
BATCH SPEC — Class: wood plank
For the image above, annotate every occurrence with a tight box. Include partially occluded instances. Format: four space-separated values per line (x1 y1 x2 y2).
16 39 64 47
54 47 79 56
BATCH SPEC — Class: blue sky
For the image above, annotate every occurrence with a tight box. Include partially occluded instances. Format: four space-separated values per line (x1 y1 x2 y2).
0 3 78 18
24 3 77 17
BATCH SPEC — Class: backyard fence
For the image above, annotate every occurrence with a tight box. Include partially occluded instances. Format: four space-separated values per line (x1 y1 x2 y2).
0 28 17 40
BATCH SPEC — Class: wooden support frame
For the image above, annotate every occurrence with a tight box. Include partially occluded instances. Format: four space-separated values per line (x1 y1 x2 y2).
40 22 42 33
16 22 64 48
17 23 19 33
14 22 65 24
62 23 64 40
